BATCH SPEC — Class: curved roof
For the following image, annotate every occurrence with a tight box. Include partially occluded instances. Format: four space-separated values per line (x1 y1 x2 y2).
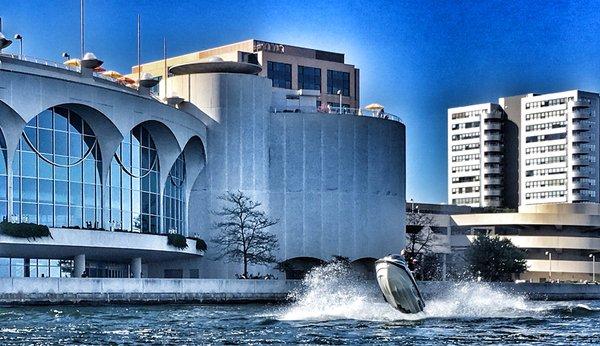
169 61 262 76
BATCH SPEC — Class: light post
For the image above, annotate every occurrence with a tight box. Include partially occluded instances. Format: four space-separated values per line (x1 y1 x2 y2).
336 89 342 114
545 251 552 280
410 198 414 213
13 34 22 57
590 253 596 282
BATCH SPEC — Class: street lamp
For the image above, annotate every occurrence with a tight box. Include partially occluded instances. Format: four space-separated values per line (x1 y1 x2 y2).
410 198 414 212
590 253 596 282
13 34 22 57
336 89 342 114
545 251 552 280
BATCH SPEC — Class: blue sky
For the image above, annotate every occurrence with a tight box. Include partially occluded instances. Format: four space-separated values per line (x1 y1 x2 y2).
2 0 600 203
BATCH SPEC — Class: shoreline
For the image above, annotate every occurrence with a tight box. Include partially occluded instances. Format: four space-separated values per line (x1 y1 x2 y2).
1 278 599 306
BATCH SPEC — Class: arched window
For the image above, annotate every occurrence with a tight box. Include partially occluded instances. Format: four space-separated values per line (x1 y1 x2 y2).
164 152 185 234
12 107 102 228
109 125 160 233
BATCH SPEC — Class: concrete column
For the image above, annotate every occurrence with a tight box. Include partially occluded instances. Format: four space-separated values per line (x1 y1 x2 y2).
442 254 447 281
24 258 31 277
74 254 86 278
131 257 142 278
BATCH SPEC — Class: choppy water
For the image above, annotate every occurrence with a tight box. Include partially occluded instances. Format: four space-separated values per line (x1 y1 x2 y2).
1 263 599 345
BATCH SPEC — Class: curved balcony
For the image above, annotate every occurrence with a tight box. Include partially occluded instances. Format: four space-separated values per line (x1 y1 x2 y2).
572 121 591 131
572 100 591 109
483 177 502 185
572 109 592 119
484 143 502 152
572 144 589 154
485 166 502 174
572 132 591 144
484 122 502 131
483 187 502 195
483 154 502 163
572 180 593 190
572 168 593 178
483 133 502 142
572 155 592 166
572 190 594 202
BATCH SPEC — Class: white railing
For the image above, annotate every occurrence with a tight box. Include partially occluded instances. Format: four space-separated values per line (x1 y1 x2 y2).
0 53 80 72
271 105 403 123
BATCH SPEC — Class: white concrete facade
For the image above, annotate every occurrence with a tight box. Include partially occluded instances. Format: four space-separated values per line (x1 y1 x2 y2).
520 90 600 205
448 103 504 207
0 47 406 279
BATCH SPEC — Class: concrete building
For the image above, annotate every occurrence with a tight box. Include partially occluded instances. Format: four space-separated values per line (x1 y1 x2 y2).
0 39 405 279
447 103 506 207
520 91 600 205
449 90 600 209
410 202 600 283
129 39 360 110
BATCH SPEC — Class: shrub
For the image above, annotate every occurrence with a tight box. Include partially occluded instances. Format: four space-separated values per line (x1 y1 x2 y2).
0 220 52 240
195 238 208 251
167 233 188 249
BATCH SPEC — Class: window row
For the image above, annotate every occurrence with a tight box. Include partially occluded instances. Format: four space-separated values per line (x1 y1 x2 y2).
451 121 480 130
266 61 351 97
525 167 567 177
452 154 479 162
452 186 479 194
525 179 566 188
525 121 566 132
451 143 480 152
525 97 568 109
452 176 479 183
525 144 565 155
452 197 480 205
524 109 566 121
451 164 480 173
525 132 566 143
450 110 484 120
525 155 565 166
451 132 479 141
525 190 566 200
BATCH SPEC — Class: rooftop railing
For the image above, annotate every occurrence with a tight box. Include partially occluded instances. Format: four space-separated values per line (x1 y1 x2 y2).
0 53 80 72
271 105 403 123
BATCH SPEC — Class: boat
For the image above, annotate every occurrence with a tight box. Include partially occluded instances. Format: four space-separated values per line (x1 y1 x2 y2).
375 254 425 314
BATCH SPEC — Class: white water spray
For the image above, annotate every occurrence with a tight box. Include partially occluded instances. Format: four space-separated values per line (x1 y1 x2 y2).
279 262 541 322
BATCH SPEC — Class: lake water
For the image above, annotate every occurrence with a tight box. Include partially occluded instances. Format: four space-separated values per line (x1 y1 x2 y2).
1 264 599 345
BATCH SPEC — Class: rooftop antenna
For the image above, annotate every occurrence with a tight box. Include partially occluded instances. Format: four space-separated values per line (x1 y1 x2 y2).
163 37 167 99
80 0 85 57
137 14 141 86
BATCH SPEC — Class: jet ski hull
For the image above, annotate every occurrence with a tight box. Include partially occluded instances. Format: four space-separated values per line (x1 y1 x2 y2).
375 256 425 314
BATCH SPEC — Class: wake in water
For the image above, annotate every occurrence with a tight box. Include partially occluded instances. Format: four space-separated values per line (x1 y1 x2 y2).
278 262 598 322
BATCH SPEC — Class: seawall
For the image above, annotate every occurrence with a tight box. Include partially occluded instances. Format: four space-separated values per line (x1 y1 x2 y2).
1 279 599 305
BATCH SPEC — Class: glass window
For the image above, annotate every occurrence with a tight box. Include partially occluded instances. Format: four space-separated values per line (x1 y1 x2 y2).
164 152 186 234
298 66 321 91
327 70 350 96
109 125 160 233
267 61 292 89
12 107 102 228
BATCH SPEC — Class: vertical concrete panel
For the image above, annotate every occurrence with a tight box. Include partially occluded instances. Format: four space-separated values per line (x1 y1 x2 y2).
322 118 339 191
304 116 322 192
354 121 368 193
303 192 322 258
321 192 339 258
269 117 285 192
285 115 304 193
338 192 354 257
241 109 254 190
285 192 304 257
339 118 355 194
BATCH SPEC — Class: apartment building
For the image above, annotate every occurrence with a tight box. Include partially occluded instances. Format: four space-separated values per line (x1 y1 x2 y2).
520 91 600 205
130 39 360 109
447 103 505 207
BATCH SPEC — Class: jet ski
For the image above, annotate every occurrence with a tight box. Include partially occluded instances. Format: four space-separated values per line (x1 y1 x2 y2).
375 254 425 314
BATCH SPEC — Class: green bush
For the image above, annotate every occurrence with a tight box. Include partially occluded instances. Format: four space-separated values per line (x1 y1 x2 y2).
167 233 188 249
0 220 52 240
195 238 208 251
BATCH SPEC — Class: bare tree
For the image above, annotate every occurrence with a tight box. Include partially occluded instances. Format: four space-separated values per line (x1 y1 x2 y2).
212 191 279 278
405 212 436 273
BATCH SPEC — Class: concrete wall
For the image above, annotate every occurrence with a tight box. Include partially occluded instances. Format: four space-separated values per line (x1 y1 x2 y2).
177 72 406 278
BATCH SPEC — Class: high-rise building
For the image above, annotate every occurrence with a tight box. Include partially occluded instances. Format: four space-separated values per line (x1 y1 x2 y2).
448 90 600 208
447 103 505 207
520 91 600 205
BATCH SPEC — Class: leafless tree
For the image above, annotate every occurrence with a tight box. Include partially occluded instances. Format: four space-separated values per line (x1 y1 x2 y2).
211 191 279 278
405 212 436 272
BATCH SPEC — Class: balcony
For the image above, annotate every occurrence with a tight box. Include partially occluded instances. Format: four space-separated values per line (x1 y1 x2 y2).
572 155 592 166
484 154 502 163
572 144 589 154
572 109 592 119
483 187 502 195
484 122 502 130
485 166 502 174
572 132 591 143
572 100 591 109
483 177 502 185
484 143 502 152
483 133 502 142
572 180 593 190
572 121 591 131
572 168 594 178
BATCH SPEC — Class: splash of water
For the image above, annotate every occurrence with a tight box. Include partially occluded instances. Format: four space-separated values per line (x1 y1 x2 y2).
278 262 545 322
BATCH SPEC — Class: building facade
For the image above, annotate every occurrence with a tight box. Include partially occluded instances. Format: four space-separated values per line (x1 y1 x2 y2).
130 39 360 110
410 202 600 283
0 40 404 279
449 90 600 208
447 103 505 207
520 91 600 205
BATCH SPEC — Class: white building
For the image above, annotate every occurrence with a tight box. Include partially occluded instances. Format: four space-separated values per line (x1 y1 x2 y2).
520 91 600 205
447 103 505 207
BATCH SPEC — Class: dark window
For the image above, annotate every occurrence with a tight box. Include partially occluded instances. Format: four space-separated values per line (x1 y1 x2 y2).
267 61 292 89
298 66 321 91
240 52 259 65
327 70 350 96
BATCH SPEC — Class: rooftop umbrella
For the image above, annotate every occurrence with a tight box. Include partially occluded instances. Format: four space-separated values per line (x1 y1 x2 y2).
63 58 81 67
118 76 136 84
365 103 384 110
102 70 123 79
